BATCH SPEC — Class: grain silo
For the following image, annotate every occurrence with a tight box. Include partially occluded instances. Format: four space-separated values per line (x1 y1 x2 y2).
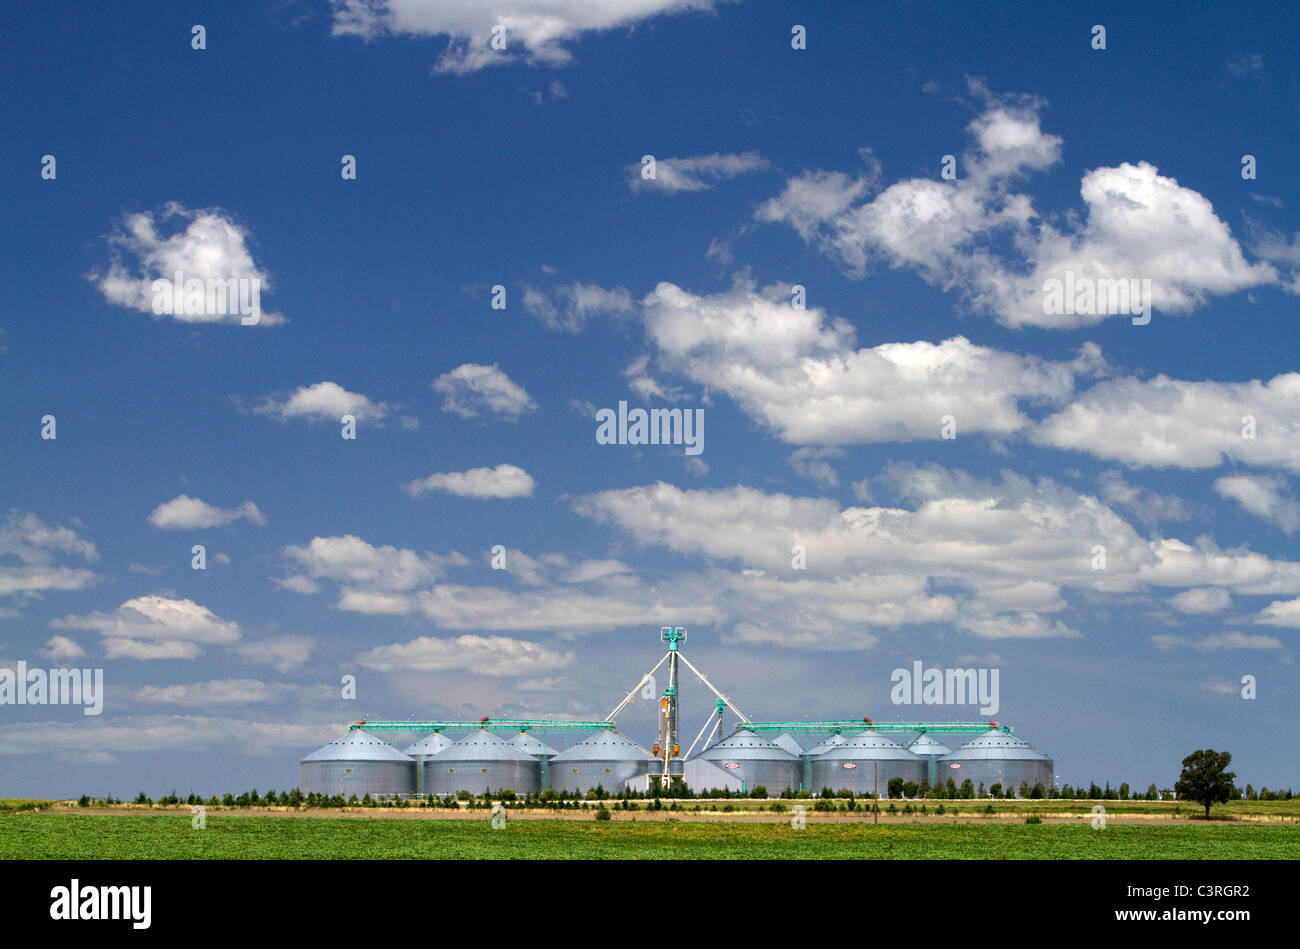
684 757 742 794
548 727 655 794
939 729 1053 796
425 728 540 796
404 731 455 797
510 730 560 789
801 732 848 792
771 733 804 757
905 733 953 788
299 728 415 798
699 728 800 796
812 729 925 795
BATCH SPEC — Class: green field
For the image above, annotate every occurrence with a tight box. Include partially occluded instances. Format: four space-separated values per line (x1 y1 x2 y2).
1 813 1294 859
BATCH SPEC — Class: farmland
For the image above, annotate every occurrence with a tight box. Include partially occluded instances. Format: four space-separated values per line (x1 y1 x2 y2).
1 806 1295 859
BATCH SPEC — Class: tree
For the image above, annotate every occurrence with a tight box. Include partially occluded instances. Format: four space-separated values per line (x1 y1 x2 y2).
959 779 974 799
1118 782 1130 801
902 781 919 798
1174 749 1237 819
1144 784 1158 801
887 777 904 799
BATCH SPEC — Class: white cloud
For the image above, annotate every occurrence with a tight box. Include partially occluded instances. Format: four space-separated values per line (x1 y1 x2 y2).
629 151 769 193
1095 470 1194 524
403 463 535 499
255 380 399 425
41 635 86 660
355 634 574 676
329 0 721 74
758 83 1278 328
1151 632 1282 651
522 282 634 332
282 535 469 593
134 679 276 706
88 202 284 326
1035 373 1300 472
148 495 267 530
642 279 1077 445
562 559 632 583
50 595 241 660
1214 474 1300 533
1255 598 1300 629
788 447 842 487
231 634 317 672
272 575 322 595
0 511 99 600
1169 588 1232 614
432 363 537 420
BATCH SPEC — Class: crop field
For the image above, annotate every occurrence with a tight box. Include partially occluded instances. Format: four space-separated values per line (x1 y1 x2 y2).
1 812 1295 859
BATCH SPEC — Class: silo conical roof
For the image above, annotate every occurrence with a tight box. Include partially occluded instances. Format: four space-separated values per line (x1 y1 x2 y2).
700 728 798 762
549 728 655 762
403 732 454 757
822 729 917 761
301 728 413 762
772 733 804 756
437 728 535 762
945 729 1050 761
510 731 560 757
906 734 953 757
806 733 849 755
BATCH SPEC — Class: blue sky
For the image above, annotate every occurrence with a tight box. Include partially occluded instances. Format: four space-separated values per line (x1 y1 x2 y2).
2 0 1298 798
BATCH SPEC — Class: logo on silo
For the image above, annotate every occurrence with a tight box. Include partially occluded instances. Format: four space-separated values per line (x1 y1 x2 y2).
723 762 740 769
949 763 962 769
841 762 857 769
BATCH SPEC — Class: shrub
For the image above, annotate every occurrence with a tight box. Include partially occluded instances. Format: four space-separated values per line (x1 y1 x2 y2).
1025 814 1042 824
595 804 612 821
77 794 90 807
134 792 151 805
749 785 768 799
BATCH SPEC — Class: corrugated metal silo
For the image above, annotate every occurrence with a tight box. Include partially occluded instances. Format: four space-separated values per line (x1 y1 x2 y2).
548 727 655 794
404 730 456 797
699 728 800 796
299 728 415 798
939 729 1053 796
771 733 804 757
425 728 540 796
510 730 560 790
684 757 742 794
812 729 925 795
801 732 848 792
905 733 953 788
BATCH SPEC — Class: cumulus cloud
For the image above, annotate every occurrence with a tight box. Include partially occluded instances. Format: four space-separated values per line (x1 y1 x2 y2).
1169 588 1232 614
1035 374 1300 472
50 595 241 660
329 0 720 74
641 279 1077 445
148 495 267 530
134 679 277 706
432 363 537 420
758 82 1278 328
0 511 99 601
629 151 769 193
1255 598 1300 629
41 635 86 661
231 635 317 672
355 634 574 676
1095 470 1194 524
281 535 469 595
254 380 404 426
522 282 634 332
87 202 284 326
1214 474 1300 533
788 447 842 487
403 463 535 499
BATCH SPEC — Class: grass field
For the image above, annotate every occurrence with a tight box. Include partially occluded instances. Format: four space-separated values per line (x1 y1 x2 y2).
1 812 1294 859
